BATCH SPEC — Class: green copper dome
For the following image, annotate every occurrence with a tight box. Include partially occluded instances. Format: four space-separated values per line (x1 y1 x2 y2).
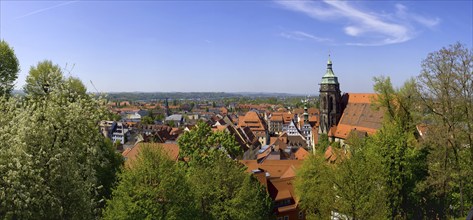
321 57 339 84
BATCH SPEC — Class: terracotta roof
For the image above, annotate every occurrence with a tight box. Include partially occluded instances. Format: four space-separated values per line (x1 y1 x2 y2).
324 146 337 163
328 126 337 137
333 93 383 139
272 139 288 151
346 93 379 103
270 115 283 122
240 160 303 179
269 177 296 202
294 147 309 160
275 189 292 201
257 147 272 160
416 123 429 139
238 111 266 132
212 125 228 132
240 160 301 214
280 165 297 179
324 146 348 163
123 142 180 165
309 115 318 122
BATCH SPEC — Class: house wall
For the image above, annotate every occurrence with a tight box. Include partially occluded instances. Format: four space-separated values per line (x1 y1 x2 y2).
277 209 305 220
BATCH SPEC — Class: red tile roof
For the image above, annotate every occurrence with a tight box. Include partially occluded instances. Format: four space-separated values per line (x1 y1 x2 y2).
123 142 180 165
332 93 384 139
294 147 309 160
238 111 267 132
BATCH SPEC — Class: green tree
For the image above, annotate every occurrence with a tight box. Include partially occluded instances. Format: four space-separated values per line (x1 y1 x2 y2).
417 42 473 218
0 40 20 96
332 136 387 220
0 62 120 219
24 60 63 96
372 76 428 219
103 144 196 220
295 154 335 219
187 153 272 220
317 133 330 151
177 121 272 219
155 113 165 122
141 115 154 124
96 138 124 209
167 120 175 127
296 136 386 220
177 121 243 161
65 76 87 96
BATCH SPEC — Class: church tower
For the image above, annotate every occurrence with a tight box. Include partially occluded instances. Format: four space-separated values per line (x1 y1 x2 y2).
319 56 342 134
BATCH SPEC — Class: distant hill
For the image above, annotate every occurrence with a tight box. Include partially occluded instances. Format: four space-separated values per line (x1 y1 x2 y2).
101 92 315 101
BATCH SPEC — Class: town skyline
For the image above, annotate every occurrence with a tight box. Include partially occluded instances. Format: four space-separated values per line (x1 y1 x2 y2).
1 1 472 94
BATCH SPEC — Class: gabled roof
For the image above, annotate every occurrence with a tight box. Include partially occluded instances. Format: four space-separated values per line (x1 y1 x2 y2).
270 114 283 122
272 138 288 151
294 147 309 160
240 160 303 179
238 111 266 132
280 165 297 179
123 142 180 165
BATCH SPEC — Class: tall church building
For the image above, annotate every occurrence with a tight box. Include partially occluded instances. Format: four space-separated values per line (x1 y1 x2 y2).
319 57 342 134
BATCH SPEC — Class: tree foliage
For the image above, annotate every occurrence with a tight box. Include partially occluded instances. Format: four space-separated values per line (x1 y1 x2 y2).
0 61 120 219
105 122 272 219
371 76 428 219
177 121 243 161
177 121 272 219
24 60 63 97
417 42 473 218
103 144 196 220
0 40 20 96
295 154 335 219
296 135 386 220
186 152 272 220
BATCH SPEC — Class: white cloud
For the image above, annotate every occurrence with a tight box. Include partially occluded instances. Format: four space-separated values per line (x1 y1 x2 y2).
394 4 440 28
276 0 440 46
280 31 332 42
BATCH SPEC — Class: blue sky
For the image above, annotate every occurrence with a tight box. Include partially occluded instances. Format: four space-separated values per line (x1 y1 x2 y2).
1 1 472 94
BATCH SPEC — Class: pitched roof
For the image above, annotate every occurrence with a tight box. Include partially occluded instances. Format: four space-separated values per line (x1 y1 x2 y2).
123 142 180 165
280 165 297 179
240 160 303 179
240 159 302 214
238 111 266 132
294 147 309 160
270 114 283 122
333 93 384 139
324 146 337 163
287 135 307 148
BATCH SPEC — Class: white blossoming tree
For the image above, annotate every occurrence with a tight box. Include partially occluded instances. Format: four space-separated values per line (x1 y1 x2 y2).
0 61 122 219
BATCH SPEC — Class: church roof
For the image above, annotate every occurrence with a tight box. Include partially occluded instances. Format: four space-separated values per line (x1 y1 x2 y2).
321 57 339 84
331 93 384 139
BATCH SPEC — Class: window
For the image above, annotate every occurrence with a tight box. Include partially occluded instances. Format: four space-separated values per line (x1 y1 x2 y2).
284 216 289 220
299 211 304 219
